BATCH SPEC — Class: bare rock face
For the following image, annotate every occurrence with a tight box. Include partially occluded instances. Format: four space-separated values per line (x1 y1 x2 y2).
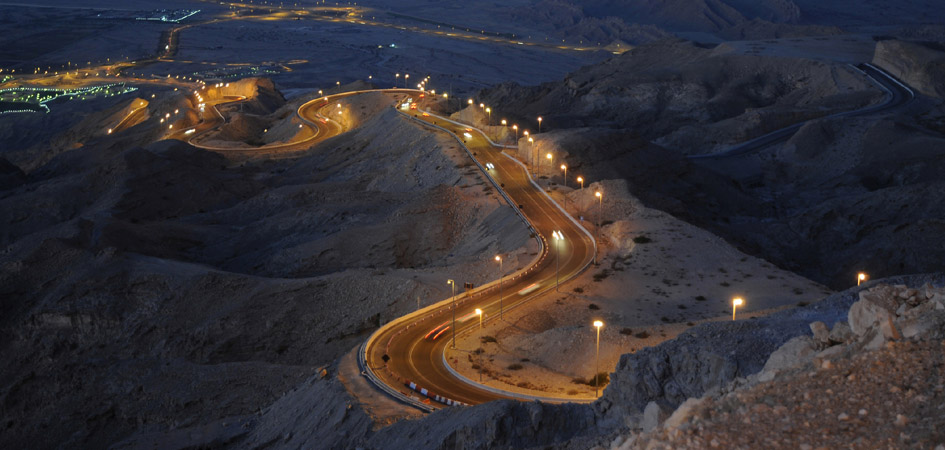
873 40 945 99
848 283 945 346
762 335 819 374
642 401 668 432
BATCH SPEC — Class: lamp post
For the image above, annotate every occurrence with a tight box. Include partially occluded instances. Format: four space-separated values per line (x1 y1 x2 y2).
553 231 564 291
593 320 603 397
732 297 743 321
527 137 534 174
577 176 584 190
495 255 504 319
560 164 568 188
485 107 491 125
468 98 473 106
476 307 484 382
857 272 867 286
404 73 409 88
512 124 518 143
545 153 552 178
595 191 602 265
538 116 543 133
448 279 456 348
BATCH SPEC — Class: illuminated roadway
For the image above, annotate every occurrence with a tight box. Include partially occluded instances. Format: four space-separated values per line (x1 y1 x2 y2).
357 94 598 409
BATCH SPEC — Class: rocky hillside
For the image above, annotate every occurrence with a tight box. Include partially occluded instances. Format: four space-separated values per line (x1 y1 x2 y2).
482 39 881 154
0 89 532 448
623 280 945 448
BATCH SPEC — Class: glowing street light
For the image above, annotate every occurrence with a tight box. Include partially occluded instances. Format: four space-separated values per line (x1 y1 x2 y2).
595 191 602 265
537 116 543 133
732 297 744 321
512 124 518 142
475 308 483 329
448 279 456 348
593 320 604 397
501 119 507 126
552 230 564 291
485 107 491 125
577 176 584 190
495 255 504 319
468 98 474 105
545 153 553 178
404 73 409 88
857 272 868 286
560 164 568 188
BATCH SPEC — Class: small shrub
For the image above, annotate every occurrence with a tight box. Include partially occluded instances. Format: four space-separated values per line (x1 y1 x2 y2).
601 220 614 227
635 331 650 339
573 287 584 293
480 335 497 344
520 358 530 362
660 316 670 323
797 301 809 307
687 322 695 326
507 363 523 370
567 389 579 396
588 303 600 310
620 327 633 335
695 295 707 301
571 377 587 385
471 364 481 370
633 235 653 244
589 372 610 387
720 281 730 287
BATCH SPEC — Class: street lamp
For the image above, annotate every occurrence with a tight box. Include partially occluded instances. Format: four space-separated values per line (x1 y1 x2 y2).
476 308 484 382
448 279 456 348
485 107 491 125
538 116 543 133
595 191 602 265
404 74 409 88
553 231 564 291
560 164 568 188
545 153 553 178
495 255 504 319
593 320 603 397
857 272 867 286
512 124 518 143
468 98 474 105
577 176 584 190
732 297 743 321
527 137 534 173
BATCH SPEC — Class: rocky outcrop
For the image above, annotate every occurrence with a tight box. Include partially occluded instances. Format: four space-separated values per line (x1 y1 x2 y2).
873 40 945 99
623 279 945 448
596 274 944 425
